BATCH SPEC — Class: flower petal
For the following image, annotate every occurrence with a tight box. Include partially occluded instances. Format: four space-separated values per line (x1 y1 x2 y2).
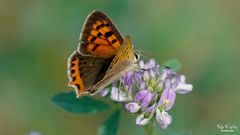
145 102 157 114
123 71 133 86
134 90 148 102
141 92 152 110
133 72 142 83
157 80 164 89
175 83 193 94
139 81 146 90
158 88 176 110
98 88 110 97
151 92 158 101
110 87 128 102
139 60 145 69
149 69 156 78
147 59 156 69
143 71 150 80
180 75 186 82
160 70 168 81
125 102 141 113
156 109 172 129
136 113 150 125
164 78 171 89
175 75 193 94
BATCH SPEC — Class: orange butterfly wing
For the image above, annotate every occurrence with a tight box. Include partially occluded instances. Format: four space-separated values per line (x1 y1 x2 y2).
78 10 124 58
68 10 125 97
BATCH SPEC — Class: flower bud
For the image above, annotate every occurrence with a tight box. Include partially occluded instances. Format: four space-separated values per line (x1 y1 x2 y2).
156 109 172 129
125 102 141 113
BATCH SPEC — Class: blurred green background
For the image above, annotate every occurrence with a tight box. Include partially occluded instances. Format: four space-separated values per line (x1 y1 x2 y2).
1 0 240 135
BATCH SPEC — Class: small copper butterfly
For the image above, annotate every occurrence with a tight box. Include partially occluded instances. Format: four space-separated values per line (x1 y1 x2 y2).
67 10 139 97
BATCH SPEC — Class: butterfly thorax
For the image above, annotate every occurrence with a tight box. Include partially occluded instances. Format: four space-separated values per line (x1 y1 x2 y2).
108 36 135 71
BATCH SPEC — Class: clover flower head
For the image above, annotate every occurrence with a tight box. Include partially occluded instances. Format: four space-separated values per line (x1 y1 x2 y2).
99 59 193 129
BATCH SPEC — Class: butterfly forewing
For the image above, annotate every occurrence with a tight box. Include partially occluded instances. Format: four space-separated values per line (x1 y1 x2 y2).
79 10 124 58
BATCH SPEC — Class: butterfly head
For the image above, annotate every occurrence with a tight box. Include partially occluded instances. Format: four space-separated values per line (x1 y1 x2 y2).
123 36 140 63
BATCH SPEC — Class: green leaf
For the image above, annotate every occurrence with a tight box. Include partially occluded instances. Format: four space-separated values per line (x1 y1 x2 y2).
98 110 121 135
51 92 110 114
163 59 182 71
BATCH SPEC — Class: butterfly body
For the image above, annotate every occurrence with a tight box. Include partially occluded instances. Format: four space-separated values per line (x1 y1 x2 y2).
68 10 137 97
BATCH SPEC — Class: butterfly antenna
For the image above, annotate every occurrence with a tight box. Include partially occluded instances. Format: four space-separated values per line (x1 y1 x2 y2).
136 49 162 63
136 50 157 60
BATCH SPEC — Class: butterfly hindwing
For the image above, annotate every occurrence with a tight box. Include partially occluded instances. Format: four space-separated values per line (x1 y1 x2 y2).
79 10 124 58
68 51 113 97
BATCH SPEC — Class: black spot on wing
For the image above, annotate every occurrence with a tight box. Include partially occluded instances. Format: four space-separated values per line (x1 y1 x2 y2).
96 25 101 30
71 69 75 74
71 63 75 67
105 31 113 38
92 44 100 51
90 37 96 42
100 23 105 27
72 57 77 61
111 39 117 44
97 32 102 37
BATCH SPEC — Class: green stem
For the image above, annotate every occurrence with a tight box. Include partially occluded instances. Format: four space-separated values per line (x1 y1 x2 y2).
144 123 157 135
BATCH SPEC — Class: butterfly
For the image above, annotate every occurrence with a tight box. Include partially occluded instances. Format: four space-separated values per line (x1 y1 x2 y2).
67 10 139 97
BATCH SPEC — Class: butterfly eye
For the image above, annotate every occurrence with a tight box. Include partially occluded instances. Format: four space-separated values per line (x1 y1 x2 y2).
134 53 140 61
